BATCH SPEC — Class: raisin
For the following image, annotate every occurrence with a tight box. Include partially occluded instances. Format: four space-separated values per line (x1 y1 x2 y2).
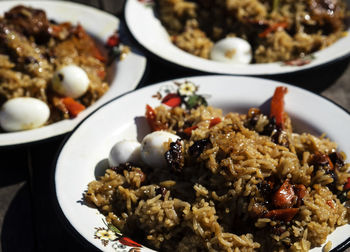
155 187 168 200
111 162 133 174
329 152 344 170
165 139 184 172
188 138 210 158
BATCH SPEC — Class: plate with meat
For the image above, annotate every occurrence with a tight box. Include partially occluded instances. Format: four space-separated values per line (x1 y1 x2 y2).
125 0 350 75
0 1 147 147
55 75 350 251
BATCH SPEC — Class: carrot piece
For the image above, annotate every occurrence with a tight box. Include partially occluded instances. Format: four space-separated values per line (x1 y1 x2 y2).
183 117 221 136
61 97 85 118
258 21 288 38
264 208 299 222
183 125 198 136
145 104 167 131
270 86 288 128
325 155 334 170
209 117 221 128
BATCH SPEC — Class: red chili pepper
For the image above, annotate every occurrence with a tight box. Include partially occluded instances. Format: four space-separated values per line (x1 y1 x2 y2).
258 21 288 38
344 177 350 190
209 117 221 128
106 33 120 48
145 104 167 131
119 237 142 247
264 208 299 222
61 97 85 118
162 93 181 107
270 86 288 129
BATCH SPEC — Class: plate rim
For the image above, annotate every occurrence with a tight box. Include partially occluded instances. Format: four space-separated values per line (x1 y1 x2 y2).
54 74 350 252
0 0 147 148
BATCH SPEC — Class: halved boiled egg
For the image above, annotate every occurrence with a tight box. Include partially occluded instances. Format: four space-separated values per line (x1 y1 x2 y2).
52 65 90 98
0 97 50 132
210 37 252 64
140 131 180 169
108 140 141 167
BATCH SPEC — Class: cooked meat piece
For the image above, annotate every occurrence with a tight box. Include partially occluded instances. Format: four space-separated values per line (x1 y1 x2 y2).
272 179 297 209
308 0 346 32
4 5 50 43
264 208 299 222
188 138 211 158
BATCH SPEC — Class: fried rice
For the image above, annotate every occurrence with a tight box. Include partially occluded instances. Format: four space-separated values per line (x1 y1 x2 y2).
154 0 348 63
0 5 109 126
85 87 350 251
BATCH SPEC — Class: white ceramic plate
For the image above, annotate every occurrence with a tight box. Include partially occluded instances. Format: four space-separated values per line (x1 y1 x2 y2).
124 0 350 75
0 1 147 147
55 75 350 251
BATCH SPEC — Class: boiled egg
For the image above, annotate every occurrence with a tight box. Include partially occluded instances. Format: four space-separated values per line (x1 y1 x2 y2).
0 97 50 132
140 131 180 169
108 140 142 167
52 65 90 98
210 37 252 64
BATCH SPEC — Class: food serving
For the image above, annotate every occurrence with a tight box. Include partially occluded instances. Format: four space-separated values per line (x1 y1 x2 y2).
85 83 350 251
0 5 125 132
154 0 348 64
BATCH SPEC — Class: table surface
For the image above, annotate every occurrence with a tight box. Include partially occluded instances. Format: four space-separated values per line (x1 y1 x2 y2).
0 0 350 252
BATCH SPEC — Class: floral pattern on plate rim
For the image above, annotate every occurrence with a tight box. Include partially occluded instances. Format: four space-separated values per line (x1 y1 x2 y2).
94 219 142 251
152 80 209 109
137 0 154 7
282 54 315 66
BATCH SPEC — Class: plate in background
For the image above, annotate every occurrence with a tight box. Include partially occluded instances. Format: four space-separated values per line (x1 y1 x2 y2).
125 0 350 76
0 1 147 147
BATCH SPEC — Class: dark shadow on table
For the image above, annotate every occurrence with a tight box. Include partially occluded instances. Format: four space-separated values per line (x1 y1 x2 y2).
0 147 28 188
1 183 34 252
28 137 99 252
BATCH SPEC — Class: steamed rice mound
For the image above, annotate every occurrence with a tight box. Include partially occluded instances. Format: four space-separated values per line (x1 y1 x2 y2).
86 104 350 251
